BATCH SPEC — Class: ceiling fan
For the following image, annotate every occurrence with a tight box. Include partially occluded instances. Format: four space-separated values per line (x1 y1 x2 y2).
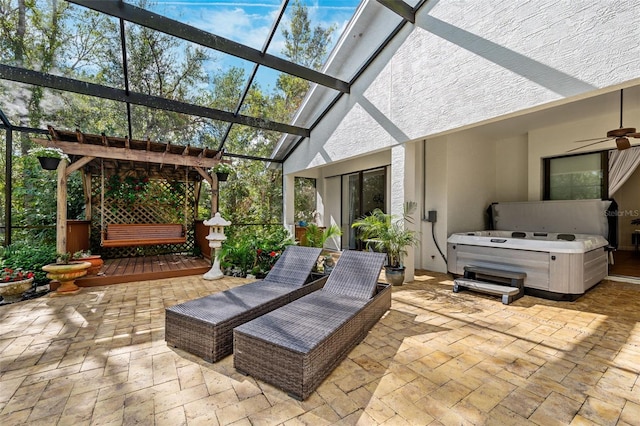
569 89 639 152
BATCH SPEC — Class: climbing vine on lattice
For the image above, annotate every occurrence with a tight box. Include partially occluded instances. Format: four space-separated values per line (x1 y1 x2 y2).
90 172 196 258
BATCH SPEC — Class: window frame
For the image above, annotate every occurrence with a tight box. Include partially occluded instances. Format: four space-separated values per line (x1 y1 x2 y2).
543 151 609 200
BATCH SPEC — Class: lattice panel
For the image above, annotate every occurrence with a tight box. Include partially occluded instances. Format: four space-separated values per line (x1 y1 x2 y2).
90 173 196 258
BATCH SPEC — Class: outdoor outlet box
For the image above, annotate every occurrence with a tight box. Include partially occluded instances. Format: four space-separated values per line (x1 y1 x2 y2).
427 210 437 223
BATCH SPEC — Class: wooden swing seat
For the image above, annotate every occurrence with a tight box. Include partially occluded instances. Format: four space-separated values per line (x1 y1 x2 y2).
102 223 186 247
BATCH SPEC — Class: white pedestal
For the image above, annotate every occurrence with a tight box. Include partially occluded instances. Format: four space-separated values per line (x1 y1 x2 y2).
202 213 231 280
203 249 224 280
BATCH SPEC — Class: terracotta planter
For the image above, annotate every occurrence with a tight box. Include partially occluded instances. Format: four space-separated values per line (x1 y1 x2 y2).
0 278 34 303
42 262 91 296
77 255 103 275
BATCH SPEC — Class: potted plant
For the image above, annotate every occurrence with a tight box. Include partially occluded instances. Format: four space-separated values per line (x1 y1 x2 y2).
301 223 342 273
73 250 104 276
212 162 234 182
351 202 419 286
28 146 70 170
42 252 91 296
0 268 35 303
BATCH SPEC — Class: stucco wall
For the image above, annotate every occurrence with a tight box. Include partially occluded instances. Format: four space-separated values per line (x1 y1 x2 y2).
285 0 640 174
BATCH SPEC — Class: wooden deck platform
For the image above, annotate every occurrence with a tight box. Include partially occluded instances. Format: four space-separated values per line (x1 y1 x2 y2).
76 254 211 287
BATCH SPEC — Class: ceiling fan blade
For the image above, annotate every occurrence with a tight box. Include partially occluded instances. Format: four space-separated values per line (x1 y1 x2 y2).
573 136 612 143
566 138 612 152
627 132 640 138
616 137 631 150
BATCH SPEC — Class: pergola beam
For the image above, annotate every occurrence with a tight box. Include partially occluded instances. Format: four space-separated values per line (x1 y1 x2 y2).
375 0 415 23
0 65 310 137
68 0 350 93
32 138 222 168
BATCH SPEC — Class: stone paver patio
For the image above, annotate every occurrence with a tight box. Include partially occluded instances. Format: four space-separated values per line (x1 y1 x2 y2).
1 271 639 425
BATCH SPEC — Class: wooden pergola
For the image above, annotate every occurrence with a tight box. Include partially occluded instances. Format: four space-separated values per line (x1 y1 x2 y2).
32 126 226 255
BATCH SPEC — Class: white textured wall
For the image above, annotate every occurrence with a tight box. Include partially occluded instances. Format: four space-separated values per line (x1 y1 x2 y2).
285 0 640 174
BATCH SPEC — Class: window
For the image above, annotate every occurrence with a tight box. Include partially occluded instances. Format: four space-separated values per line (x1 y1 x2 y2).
543 152 608 200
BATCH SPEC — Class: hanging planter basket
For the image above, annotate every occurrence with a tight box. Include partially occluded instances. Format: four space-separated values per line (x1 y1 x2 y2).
37 156 61 170
216 172 229 182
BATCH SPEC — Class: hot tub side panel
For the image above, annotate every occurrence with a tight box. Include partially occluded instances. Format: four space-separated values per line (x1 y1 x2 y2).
548 248 608 294
448 244 550 289
447 243 607 297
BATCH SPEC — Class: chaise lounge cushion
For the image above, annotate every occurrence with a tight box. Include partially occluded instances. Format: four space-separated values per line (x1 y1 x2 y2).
233 250 389 400
233 290 368 354
165 245 324 362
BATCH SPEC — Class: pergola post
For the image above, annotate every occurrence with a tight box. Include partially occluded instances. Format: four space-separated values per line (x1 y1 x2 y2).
83 171 92 221
56 159 68 255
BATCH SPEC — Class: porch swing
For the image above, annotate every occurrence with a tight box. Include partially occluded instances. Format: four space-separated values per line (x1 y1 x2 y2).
100 161 188 248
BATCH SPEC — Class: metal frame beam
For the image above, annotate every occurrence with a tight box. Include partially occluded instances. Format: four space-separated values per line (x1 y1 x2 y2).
68 0 350 93
376 0 415 23
217 0 290 152
282 0 429 162
0 109 11 128
0 64 310 137
3 128 11 246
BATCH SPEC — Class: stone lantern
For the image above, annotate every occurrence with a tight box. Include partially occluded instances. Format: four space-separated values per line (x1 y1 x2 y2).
203 212 231 280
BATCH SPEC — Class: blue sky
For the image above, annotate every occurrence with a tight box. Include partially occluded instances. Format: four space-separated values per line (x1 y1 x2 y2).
140 0 362 90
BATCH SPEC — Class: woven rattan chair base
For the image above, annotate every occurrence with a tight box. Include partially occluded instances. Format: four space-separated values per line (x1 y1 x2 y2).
165 275 327 362
233 283 391 400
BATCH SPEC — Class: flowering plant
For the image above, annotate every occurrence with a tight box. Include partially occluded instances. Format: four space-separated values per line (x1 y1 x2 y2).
212 163 234 174
255 248 280 274
1 268 35 283
28 146 70 162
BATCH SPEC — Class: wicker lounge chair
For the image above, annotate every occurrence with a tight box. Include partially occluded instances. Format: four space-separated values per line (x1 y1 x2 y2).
233 250 390 400
165 246 325 362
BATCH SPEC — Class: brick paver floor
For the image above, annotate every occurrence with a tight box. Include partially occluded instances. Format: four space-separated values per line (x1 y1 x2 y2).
1 271 639 425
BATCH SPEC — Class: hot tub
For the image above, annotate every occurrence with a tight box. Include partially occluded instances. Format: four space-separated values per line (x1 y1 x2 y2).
447 200 617 300
447 231 608 299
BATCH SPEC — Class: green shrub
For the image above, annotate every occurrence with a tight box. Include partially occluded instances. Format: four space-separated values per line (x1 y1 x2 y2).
218 225 295 277
1 242 57 285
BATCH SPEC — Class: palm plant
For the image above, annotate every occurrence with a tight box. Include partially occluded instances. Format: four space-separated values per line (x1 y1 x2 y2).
301 223 343 273
352 202 419 268
302 223 342 248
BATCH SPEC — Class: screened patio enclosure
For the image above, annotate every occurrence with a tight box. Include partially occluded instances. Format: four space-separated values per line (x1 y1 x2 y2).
1 0 425 246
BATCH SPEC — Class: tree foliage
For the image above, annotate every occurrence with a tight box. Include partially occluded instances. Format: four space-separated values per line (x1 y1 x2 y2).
1 0 334 245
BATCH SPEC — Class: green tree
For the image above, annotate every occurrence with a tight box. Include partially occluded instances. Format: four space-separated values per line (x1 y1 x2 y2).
274 0 335 120
217 0 335 225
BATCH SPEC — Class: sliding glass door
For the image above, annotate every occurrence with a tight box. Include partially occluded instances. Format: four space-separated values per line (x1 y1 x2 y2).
342 167 386 249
